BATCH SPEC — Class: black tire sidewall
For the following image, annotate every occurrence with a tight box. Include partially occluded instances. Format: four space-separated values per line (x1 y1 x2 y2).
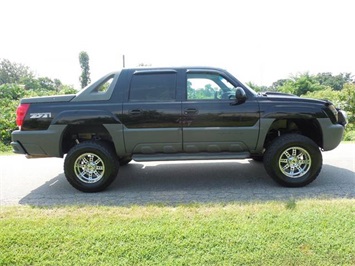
64 141 119 192
119 156 132 166
264 134 322 187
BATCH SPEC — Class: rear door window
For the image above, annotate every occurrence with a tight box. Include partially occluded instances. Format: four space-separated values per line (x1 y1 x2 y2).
129 72 176 101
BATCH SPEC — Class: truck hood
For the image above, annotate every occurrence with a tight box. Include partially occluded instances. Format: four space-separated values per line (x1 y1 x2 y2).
258 91 330 105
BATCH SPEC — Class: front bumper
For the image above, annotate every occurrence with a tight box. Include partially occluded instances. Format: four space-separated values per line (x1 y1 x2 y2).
318 118 346 151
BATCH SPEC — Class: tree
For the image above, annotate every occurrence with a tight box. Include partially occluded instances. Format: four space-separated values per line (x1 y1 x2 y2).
22 76 60 91
277 73 327 96
271 79 288 91
246 82 269 92
0 59 65 92
315 72 354 91
0 58 34 85
0 84 26 149
304 88 341 106
338 83 355 126
54 79 62 92
79 51 91 89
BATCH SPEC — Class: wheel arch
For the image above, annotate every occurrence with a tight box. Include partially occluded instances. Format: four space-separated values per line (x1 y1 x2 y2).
258 118 323 153
61 124 114 156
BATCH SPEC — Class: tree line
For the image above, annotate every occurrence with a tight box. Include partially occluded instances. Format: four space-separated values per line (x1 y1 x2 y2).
247 72 354 95
0 58 354 151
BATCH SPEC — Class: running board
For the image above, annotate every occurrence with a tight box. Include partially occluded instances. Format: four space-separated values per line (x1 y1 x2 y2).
132 152 251 162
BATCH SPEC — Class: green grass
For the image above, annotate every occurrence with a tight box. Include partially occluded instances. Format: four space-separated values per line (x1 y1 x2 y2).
1 200 355 265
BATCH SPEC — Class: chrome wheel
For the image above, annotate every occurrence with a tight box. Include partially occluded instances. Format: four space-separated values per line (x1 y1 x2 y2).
278 146 311 178
65 141 119 192
264 134 322 187
74 152 105 184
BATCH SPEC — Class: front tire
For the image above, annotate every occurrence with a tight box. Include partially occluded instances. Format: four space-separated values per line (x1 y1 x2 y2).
264 134 322 187
64 141 119 192
119 156 132 166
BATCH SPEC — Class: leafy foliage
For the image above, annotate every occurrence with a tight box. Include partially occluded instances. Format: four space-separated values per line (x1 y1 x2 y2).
0 84 24 149
338 83 355 121
315 72 353 91
277 73 328 96
338 83 355 140
272 72 354 93
245 82 269 92
0 59 34 85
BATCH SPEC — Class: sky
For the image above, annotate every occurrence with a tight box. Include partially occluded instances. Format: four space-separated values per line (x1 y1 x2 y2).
0 0 354 89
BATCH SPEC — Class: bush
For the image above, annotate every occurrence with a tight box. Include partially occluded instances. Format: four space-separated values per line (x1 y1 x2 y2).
344 131 355 141
0 83 77 148
0 84 21 145
0 141 12 152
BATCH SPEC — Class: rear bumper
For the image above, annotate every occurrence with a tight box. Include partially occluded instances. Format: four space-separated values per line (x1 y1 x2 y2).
11 141 27 155
11 125 66 158
11 141 51 158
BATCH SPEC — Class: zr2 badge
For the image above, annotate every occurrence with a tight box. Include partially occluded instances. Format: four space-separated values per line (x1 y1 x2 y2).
30 113 52 119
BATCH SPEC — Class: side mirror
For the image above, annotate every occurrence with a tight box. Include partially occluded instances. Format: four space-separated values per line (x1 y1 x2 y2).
233 87 247 105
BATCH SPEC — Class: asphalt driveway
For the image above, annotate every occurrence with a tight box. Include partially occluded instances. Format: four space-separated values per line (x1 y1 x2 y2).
1 143 354 206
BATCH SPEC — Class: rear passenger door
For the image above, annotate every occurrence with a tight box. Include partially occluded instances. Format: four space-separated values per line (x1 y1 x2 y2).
121 70 183 154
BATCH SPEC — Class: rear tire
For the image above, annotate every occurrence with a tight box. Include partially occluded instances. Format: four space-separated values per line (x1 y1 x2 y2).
251 155 263 162
64 141 119 192
264 134 322 187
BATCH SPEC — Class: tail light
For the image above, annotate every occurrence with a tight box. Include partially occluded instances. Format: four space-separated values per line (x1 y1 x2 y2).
16 103 30 129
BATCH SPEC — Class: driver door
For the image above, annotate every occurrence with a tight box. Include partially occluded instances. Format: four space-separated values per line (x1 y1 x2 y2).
182 71 260 153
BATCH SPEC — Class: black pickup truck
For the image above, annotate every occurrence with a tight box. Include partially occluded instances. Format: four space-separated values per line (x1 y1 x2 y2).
11 67 347 192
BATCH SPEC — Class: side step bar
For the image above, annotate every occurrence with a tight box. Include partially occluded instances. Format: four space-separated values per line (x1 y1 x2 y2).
132 152 251 162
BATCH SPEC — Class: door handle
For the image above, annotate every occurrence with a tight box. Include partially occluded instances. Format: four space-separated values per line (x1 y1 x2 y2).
184 108 198 115
130 109 142 115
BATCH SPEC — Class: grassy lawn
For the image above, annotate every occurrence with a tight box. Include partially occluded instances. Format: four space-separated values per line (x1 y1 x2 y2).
1 200 355 265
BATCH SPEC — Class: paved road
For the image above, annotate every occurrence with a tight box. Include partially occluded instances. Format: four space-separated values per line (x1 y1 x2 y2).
1 144 354 206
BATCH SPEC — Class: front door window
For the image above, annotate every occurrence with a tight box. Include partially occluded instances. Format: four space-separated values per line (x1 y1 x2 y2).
187 73 236 101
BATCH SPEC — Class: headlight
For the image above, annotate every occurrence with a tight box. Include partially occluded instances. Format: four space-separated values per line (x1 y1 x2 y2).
325 102 347 126
327 104 338 118
324 103 339 124
337 109 348 126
